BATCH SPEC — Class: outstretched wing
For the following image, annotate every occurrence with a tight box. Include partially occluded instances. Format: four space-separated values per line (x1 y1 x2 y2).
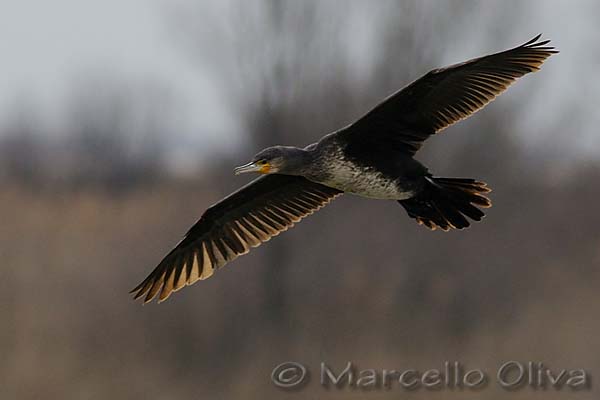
342 35 557 155
131 174 342 303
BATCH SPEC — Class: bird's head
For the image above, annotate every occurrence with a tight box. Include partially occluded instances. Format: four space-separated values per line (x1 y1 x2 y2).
234 146 306 175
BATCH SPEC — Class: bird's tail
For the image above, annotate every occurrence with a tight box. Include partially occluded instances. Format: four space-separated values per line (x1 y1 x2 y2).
398 177 492 231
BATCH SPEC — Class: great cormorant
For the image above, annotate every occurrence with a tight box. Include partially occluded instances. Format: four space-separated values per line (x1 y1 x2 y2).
132 35 557 303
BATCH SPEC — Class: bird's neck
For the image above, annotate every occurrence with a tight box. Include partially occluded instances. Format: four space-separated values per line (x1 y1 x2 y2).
281 147 315 176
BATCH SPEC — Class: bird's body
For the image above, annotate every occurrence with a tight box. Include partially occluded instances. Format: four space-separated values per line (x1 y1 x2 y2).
301 134 424 199
132 35 557 303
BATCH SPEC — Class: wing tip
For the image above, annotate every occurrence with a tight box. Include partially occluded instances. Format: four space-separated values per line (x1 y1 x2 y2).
130 280 152 302
522 34 559 54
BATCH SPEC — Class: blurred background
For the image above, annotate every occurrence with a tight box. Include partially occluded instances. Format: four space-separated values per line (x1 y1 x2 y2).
1 0 599 399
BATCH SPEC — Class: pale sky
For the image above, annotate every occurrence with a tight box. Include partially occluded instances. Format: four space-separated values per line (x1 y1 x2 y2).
0 0 598 168
0 1 236 150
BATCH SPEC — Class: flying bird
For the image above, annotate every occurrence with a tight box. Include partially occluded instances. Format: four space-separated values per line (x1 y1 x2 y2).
132 35 557 303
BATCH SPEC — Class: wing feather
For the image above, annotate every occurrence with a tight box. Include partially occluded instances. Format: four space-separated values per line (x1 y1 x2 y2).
131 174 342 303
342 35 557 155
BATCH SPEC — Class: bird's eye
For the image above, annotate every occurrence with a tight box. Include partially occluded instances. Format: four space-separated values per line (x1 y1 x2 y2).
257 160 266 165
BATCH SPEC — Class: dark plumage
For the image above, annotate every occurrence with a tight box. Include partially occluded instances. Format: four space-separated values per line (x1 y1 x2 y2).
132 35 557 303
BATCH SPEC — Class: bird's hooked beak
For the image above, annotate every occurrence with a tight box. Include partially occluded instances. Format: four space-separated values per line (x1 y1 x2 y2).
234 161 271 175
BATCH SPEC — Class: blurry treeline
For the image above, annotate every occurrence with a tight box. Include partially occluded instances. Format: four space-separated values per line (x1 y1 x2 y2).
2 1 599 399
0 79 168 191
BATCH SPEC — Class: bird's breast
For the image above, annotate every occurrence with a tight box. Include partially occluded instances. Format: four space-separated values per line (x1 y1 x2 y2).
311 159 415 200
